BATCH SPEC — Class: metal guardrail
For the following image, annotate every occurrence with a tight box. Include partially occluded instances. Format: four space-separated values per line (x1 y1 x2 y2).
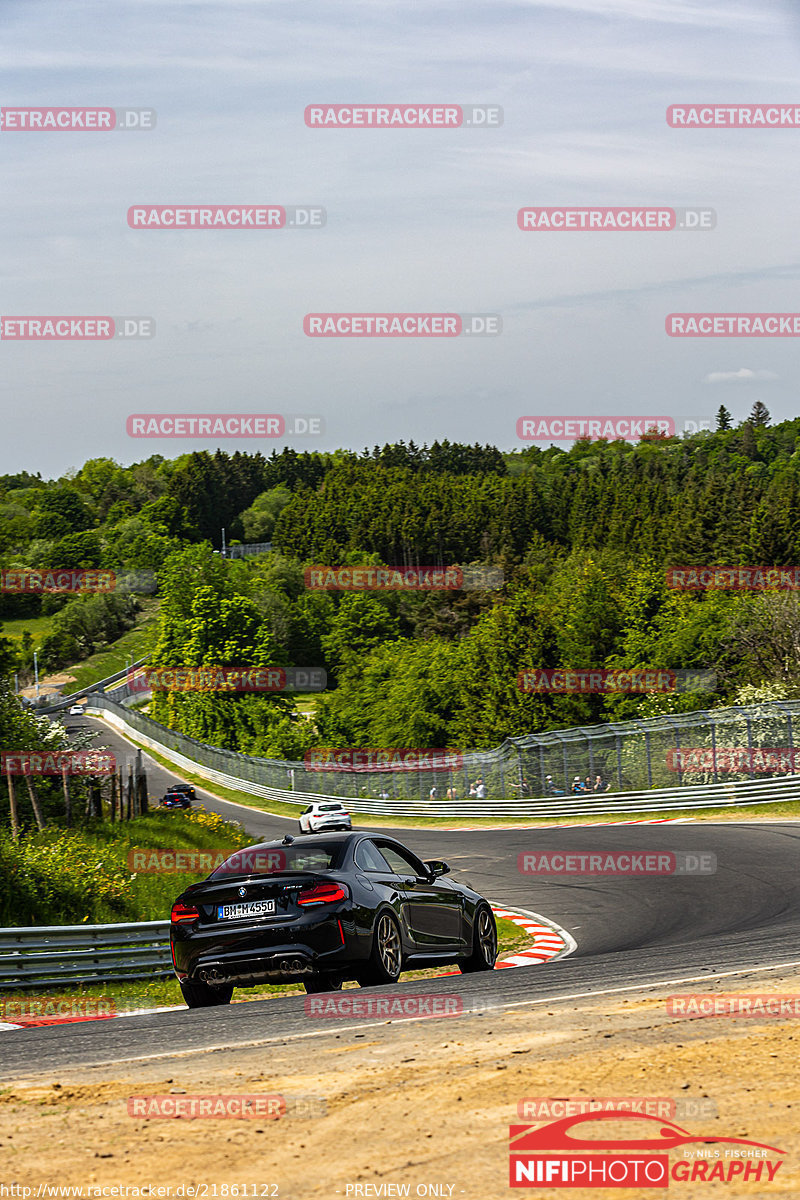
38 656 151 713
0 920 172 989
89 699 800 818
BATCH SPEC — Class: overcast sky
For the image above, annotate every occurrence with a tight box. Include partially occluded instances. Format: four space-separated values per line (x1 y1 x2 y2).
1 0 799 478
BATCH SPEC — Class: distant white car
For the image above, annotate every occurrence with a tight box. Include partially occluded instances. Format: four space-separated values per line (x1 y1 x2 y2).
68 704 84 715
298 801 352 834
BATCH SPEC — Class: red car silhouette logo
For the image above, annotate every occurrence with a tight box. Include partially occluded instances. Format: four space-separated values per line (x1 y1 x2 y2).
510 1110 785 1155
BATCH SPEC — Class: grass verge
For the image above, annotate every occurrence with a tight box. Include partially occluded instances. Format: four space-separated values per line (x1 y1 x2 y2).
65 598 160 693
0 614 55 648
0 807 252 926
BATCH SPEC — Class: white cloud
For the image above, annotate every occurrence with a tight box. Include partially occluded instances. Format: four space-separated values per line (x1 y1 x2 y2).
704 367 779 383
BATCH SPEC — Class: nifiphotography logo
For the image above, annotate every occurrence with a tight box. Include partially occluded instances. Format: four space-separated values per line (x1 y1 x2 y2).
508 1110 785 1187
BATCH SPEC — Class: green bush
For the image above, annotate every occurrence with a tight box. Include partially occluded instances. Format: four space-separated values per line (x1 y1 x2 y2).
0 808 252 926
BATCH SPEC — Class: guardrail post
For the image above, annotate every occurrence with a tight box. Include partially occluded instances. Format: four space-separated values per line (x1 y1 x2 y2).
135 749 148 814
615 734 622 790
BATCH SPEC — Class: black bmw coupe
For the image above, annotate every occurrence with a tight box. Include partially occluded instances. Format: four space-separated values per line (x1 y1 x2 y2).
170 831 497 1007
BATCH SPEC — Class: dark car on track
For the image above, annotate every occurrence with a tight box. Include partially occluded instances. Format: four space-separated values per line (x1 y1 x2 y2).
169 783 196 801
170 832 497 1008
159 791 192 809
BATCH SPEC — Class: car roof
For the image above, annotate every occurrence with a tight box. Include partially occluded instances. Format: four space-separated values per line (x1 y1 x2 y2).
238 831 410 853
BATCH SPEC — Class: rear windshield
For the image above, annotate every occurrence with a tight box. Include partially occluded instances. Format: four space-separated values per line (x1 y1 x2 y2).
210 841 345 878
317 804 343 812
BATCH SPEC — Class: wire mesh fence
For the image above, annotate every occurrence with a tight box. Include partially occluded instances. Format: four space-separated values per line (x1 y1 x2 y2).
86 693 800 803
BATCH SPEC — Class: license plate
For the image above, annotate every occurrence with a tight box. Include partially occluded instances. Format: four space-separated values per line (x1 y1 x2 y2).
217 900 276 920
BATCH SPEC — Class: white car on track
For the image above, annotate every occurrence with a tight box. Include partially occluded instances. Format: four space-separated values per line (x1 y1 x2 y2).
68 704 84 715
298 801 352 834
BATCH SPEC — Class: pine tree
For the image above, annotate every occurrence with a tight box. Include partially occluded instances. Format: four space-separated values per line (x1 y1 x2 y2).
740 422 758 459
716 405 733 431
750 401 771 428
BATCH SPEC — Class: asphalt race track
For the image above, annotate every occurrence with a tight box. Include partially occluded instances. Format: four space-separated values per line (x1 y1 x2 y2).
3 712 799 1079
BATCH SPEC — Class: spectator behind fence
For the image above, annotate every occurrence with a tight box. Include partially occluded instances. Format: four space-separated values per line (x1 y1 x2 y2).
571 775 584 795
476 779 488 800
584 775 593 793
593 774 609 793
545 775 565 796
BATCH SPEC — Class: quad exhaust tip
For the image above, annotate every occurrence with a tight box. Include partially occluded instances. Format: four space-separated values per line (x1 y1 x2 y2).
198 955 313 982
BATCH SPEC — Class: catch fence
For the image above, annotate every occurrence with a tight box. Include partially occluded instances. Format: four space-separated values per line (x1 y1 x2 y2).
86 694 800 815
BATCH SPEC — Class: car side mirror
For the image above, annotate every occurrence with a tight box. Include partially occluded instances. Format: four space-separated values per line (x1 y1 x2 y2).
425 859 450 879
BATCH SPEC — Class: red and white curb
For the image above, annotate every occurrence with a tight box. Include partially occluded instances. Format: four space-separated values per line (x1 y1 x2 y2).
548 818 688 827
0 1004 175 1031
490 905 576 966
452 818 689 830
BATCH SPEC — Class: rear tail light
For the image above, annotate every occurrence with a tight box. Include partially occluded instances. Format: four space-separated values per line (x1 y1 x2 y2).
297 882 349 906
171 901 200 923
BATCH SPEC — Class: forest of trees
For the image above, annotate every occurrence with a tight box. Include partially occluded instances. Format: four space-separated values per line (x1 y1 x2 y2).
3 409 800 754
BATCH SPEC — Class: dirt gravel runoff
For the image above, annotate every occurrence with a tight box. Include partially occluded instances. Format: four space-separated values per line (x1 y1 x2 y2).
1 968 799 1199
